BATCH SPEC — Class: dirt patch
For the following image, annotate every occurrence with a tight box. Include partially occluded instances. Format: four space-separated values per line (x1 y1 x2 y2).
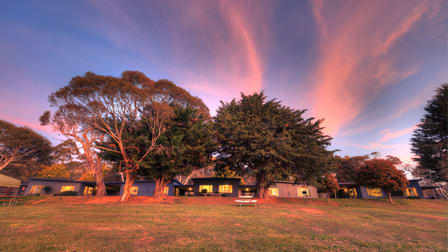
300 208 326 215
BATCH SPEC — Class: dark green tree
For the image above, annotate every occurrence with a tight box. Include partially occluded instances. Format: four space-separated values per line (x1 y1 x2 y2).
411 83 447 182
213 92 333 199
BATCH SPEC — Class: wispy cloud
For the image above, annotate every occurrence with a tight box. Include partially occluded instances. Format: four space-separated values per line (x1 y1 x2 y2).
379 125 417 143
309 0 443 136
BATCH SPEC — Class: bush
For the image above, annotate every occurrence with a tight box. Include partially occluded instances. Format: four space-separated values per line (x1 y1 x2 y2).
55 191 78 196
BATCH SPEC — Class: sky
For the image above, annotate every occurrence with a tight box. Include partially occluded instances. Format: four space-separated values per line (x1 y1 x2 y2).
0 0 446 164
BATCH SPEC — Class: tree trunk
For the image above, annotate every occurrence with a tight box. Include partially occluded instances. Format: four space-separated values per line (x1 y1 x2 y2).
256 171 268 199
387 191 394 204
95 163 106 197
333 189 338 199
154 178 169 200
120 170 135 203
257 185 267 199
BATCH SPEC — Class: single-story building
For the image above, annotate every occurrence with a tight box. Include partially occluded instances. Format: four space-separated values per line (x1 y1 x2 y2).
24 178 96 196
192 177 240 197
267 182 318 198
337 180 425 199
109 180 181 196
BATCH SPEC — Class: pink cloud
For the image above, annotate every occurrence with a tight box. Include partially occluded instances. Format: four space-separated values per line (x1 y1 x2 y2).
379 125 417 143
309 0 443 136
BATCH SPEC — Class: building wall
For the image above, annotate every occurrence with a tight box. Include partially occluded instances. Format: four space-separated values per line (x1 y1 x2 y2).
118 181 175 196
193 178 240 197
408 180 424 199
272 183 318 199
358 186 387 199
25 179 83 196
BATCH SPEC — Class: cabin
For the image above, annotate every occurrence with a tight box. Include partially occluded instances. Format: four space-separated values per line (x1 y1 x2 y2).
267 182 318 198
338 180 425 199
25 178 96 196
111 180 181 196
191 177 240 197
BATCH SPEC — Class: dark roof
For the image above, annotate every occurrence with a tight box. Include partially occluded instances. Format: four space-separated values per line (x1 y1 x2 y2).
191 177 241 181
29 177 94 183
105 179 183 185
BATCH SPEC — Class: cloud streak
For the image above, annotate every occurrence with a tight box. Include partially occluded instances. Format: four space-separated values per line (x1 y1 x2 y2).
309 0 443 136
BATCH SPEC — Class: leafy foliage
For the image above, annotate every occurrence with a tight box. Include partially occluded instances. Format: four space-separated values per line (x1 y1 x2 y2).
320 173 340 195
38 163 72 179
357 158 408 203
411 83 448 182
0 119 52 170
213 92 333 198
334 155 369 182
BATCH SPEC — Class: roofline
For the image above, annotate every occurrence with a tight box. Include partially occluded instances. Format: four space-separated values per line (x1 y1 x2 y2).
191 177 241 181
29 177 94 183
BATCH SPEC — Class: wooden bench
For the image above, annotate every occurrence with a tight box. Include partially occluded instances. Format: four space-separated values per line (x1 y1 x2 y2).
235 196 257 207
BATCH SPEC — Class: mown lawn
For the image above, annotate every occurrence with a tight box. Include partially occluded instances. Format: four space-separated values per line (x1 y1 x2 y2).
0 198 447 251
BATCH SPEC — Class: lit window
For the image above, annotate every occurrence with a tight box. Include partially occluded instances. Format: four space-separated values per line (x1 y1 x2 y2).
349 188 357 197
367 188 383 197
199 185 213 193
60 185 75 192
297 187 311 197
30 185 44 194
406 188 418 197
130 186 139 195
163 186 169 195
268 187 279 197
83 186 93 196
219 185 233 193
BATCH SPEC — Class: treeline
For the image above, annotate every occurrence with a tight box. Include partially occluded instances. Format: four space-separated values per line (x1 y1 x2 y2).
0 72 445 202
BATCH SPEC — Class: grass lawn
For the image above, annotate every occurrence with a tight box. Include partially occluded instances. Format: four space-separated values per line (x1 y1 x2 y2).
0 197 447 251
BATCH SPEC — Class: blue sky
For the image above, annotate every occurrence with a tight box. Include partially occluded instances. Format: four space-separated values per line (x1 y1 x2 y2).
0 0 446 164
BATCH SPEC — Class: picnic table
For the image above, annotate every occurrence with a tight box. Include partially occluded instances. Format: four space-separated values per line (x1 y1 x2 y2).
235 195 257 207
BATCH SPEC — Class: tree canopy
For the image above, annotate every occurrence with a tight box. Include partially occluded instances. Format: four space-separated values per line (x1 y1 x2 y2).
49 71 209 201
357 158 408 203
213 92 333 198
411 83 447 183
0 119 51 171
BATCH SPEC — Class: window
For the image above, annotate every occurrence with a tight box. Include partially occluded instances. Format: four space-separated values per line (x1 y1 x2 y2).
405 187 418 197
297 187 311 197
348 188 357 198
83 186 93 196
219 185 233 193
163 186 169 195
268 187 279 197
199 185 213 193
60 185 75 192
367 187 383 197
29 185 44 194
130 186 139 195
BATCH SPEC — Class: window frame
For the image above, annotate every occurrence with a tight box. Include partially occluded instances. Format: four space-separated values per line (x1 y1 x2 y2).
219 184 233 194
268 187 279 197
60 185 76 192
199 185 213 193
367 187 383 197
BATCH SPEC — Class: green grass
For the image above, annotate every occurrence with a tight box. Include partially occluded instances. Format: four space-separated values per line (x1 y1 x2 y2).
0 198 447 251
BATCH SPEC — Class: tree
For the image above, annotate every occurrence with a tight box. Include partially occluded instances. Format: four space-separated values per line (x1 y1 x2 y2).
320 173 340 199
137 106 213 199
357 158 408 204
50 71 209 202
411 83 448 183
335 155 369 183
0 119 51 170
214 92 333 199
40 105 107 196
38 163 71 179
